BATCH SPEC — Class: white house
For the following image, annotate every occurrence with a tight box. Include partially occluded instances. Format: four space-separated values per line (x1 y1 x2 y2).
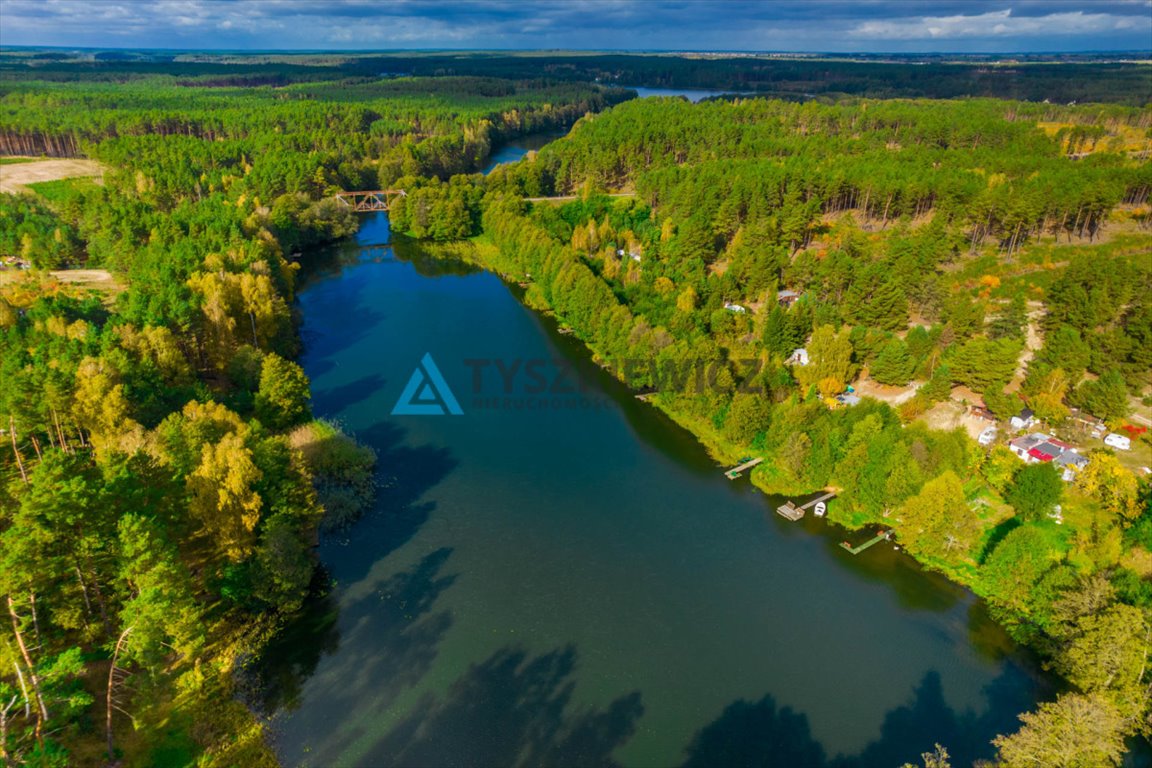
788 348 809 366
1010 433 1088 482
1009 407 1036 431
723 302 747 313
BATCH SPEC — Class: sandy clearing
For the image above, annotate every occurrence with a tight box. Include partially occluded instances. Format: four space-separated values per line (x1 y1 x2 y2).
920 399 992 441
0 159 104 194
0 268 120 294
1004 302 1045 394
50 269 119 289
855 378 920 406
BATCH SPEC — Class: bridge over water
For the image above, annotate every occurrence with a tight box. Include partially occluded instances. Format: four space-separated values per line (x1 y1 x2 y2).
334 189 636 211
333 189 406 212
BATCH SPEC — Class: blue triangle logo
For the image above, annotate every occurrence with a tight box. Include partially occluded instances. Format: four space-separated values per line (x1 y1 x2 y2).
391 353 463 416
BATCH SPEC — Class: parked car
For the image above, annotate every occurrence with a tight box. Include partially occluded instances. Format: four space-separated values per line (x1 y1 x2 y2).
1104 433 1132 451
978 426 997 446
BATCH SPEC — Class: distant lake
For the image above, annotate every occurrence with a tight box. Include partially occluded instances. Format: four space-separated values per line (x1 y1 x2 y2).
258 212 1051 768
626 86 754 102
482 128 568 174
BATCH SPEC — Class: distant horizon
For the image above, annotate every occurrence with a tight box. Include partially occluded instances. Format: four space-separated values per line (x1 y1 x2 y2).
2 44 1149 59
1 1 1149 55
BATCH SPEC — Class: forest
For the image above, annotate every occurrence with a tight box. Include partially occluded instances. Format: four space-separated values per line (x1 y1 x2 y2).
0 52 1150 767
392 94 1152 766
0 70 622 765
3 49 1150 106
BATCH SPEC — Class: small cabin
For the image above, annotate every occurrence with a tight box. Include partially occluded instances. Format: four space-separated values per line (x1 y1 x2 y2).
1010 407 1036 431
788 348 809 366
776 290 801 308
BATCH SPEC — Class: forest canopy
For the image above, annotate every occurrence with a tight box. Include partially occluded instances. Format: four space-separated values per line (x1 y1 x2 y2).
0 52 1149 767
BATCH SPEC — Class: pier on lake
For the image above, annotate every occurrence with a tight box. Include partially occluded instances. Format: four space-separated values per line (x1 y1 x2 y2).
776 491 836 521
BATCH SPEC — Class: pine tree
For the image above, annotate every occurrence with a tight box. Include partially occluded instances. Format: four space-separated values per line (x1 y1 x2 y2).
871 339 915 386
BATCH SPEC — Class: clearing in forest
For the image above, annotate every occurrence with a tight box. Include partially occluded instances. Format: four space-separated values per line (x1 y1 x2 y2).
0 158 103 194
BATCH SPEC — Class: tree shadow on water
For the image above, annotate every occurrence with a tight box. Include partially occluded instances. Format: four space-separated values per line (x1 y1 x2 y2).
682 668 1038 768
248 548 458 735
682 695 827 768
300 297 387 364
324 420 459 584
311 372 388 415
241 565 342 715
358 645 644 768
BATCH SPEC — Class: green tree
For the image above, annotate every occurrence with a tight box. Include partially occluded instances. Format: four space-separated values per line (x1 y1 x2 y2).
981 525 1060 617
1056 603 1149 713
724 394 772 445
870 339 915 386
1006 462 1063 521
919 364 952 403
1037 325 1090 380
1027 368 1070 424
117 515 205 671
255 353 312 430
763 306 800 357
797 324 855 393
1071 370 1129 422
983 387 1022 421
982 445 1022 493
898 471 982 562
253 515 315 613
989 294 1027 340
780 432 813 482
947 337 1021 393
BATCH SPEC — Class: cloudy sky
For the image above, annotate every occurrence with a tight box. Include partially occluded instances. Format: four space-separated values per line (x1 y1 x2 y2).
0 0 1149 53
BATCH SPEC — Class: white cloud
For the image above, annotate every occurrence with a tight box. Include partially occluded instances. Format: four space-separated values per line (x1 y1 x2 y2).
850 8 1150 40
0 0 1148 52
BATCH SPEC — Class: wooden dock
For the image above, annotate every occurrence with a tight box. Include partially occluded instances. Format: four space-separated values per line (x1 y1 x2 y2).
800 492 835 516
725 457 763 480
840 529 893 555
776 501 804 521
774 492 838 522
775 491 837 522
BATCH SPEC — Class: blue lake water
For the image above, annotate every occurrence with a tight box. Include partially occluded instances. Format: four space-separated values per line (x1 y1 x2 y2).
626 86 754 102
259 212 1050 767
482 129 569 174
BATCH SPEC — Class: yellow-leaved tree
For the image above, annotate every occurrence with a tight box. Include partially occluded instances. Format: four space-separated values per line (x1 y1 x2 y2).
1076 453 1142 521
188 432 264 561
71 356 145 456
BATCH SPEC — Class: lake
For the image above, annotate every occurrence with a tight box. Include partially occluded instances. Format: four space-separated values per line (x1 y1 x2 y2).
482 129 569 174
626 86 754 102
257 212 1049 767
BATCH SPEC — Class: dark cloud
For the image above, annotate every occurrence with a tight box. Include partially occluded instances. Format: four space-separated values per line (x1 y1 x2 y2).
0 0 1148 52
